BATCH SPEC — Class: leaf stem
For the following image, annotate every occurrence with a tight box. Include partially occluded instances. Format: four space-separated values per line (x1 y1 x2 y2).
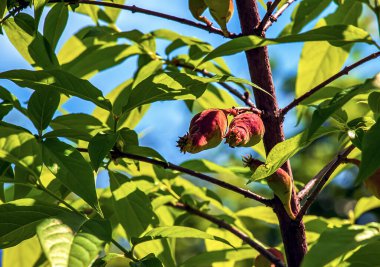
281 51 380 116
169 202 285 267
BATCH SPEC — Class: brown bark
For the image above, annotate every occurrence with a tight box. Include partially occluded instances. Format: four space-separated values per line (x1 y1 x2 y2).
235 1 307 266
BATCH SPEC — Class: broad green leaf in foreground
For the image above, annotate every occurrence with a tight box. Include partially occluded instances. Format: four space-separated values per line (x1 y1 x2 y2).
200 25 374 65
0 126 42 178
251 127 339 181
37 217 111 267
0 69 112 111
0 199 74 248
42 138 100 212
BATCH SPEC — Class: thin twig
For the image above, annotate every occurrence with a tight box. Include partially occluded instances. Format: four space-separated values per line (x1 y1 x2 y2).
282 52 380 116
76 148 272 205
257 0 282 33
168 60 260 111
263 0 297 32
295 145 355 221
169 202 285 267
45 0 238 38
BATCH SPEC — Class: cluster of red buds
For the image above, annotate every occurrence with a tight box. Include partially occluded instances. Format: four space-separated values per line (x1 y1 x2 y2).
177 108 265 154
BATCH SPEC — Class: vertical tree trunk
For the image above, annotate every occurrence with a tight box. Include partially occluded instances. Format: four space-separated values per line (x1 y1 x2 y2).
235 1 308 266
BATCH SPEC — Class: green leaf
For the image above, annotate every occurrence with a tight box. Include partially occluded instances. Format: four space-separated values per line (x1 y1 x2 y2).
130 254 163 267
122 72 208 113
357 119 380 183
236 206 278 225
43 3 68 50
368 91 380 114
2 236 45 267
43 129 93 142
251 127 339 181
200 24 373 64
180 159 236 177
27 89 60 132
3 13 59 70
50 113 109 137
301 224 380 267
37 218 111 267
104 0 126 22
33 0 47 30
13 166 33 200
0 199 75 248
191 83 239 111
180 248 256 267
0 126 42 178
134 226 233 248
61 44 138 79
88 132 118 171
0 1 6 20
42 138 100 212
0 102 12 120
354 196 380 219
109 171 158 239
123 145 166 162
295 0 362 119
0 86 26 115
92 79 150 130
288 0 332 34
0 69 112 111
345 241 380 266
133 60 163 88
308 75 380 137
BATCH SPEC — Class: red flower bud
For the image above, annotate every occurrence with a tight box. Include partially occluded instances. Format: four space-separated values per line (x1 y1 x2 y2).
255 248 284 267
365 168 380 199
177 109 228 154
225 113 264 148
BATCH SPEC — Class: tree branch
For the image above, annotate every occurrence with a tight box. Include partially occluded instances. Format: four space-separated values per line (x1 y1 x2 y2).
257 0 282 33
46 0 238 38
76 148 272 206
263 0 297 32
167 59 260 111
169 202 285 267
295 144 355 221
281 51 380 116
236 2 307 265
